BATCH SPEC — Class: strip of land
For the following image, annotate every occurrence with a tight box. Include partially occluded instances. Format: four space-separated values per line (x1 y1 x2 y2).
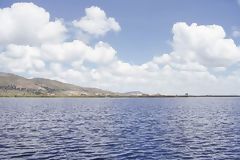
0 72 239 98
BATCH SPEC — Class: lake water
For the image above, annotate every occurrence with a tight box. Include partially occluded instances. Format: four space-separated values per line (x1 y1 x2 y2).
0 98 240 159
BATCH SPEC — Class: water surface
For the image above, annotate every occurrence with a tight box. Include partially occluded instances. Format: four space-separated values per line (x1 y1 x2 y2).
0 98 240 159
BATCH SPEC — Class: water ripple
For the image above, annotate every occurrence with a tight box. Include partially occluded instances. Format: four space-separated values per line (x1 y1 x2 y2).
0 97 240 159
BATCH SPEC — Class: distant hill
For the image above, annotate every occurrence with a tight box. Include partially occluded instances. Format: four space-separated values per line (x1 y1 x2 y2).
0 72 148 97
0 72 116 97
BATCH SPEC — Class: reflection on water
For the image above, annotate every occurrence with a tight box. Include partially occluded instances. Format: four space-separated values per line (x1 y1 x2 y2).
0 98 240 159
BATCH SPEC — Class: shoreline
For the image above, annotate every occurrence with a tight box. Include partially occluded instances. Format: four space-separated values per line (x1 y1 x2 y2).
0 95 240 98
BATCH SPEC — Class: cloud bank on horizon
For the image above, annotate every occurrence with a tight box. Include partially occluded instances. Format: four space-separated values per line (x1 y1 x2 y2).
0 2 240 95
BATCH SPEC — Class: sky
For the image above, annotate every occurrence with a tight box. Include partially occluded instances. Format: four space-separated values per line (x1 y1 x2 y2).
0 0 239 95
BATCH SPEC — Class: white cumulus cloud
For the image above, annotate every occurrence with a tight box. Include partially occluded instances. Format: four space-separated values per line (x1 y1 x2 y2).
41 40 116 64
170 23 240 68
0 2 67 45
0 44 44 73
73 6 121 36
0 3 240 95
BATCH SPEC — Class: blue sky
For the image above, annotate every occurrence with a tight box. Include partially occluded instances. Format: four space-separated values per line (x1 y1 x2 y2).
0 0 240 94
1 0 239 64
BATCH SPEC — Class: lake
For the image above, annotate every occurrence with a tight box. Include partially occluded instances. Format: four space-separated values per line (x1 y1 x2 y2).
0 97 240 159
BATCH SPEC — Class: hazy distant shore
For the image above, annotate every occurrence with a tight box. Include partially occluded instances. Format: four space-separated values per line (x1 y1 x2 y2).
0 95 240 98
1 72 240 98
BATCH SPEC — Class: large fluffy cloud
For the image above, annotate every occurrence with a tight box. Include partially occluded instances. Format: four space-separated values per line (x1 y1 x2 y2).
155 23 240 69
0 3 67 45
0 40 117 76
0 2 240 95
73 6 121 36
41 40 116 63
0 44 44 73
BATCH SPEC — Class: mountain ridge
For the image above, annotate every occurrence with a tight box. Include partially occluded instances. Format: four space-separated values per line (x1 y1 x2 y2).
0 72 146 97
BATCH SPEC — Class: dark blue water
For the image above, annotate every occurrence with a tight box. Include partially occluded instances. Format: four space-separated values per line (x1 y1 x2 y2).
0 98 240 159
